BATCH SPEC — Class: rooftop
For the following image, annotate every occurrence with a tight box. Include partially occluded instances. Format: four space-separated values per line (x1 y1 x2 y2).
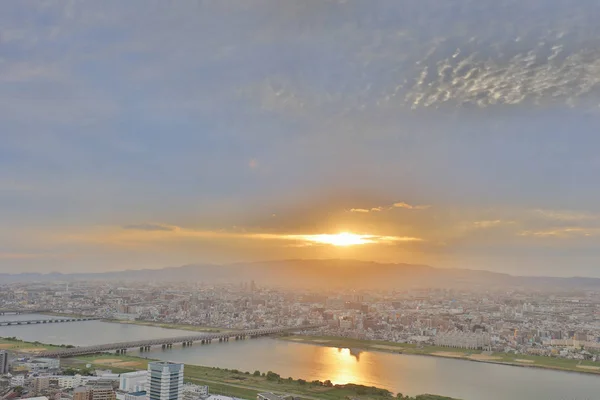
148 361 182 366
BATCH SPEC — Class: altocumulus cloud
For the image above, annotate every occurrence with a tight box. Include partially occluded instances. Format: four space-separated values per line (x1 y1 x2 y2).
122 223 178 232
239 0 600 115
350 201 430 213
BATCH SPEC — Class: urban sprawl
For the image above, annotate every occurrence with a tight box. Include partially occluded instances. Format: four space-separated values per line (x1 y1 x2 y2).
2 281 600 400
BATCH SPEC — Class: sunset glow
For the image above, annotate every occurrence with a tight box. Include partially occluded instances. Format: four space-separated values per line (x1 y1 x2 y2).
306 232 373 246
287 232 422 247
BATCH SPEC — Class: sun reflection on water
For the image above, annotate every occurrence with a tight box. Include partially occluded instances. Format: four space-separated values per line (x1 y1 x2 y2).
327 347 363 385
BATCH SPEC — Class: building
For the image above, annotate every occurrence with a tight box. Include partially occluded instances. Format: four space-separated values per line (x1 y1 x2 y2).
34 376 51 392
257 394 296 400
434 331 491 350
58 374 85 389
0 350 8 374
10 373 25 387
119 371 147 393
148 361 184 400
74 387 91 400
124 391 147 400
87 381 117 400
23 357 60 372
182 383 208 400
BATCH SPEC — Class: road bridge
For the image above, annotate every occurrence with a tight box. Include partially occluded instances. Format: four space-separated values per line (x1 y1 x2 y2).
35 324 325 358
0 317 100 326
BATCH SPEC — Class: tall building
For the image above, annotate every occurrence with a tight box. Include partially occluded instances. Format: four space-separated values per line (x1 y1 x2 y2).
0 350 8 375
148 361 184 400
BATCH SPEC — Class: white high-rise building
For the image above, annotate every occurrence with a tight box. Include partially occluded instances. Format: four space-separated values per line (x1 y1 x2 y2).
148 362 184 400
120 370 148 393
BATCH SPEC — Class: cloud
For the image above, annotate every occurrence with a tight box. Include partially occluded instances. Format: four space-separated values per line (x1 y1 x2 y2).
260 232 422 246
72 225 423 249
519 227 597 238
350 201 430 213
472 220 516 228
393 202 431 210
235 0 600 116
534 209 599 222
248 159 259 169
122 223 178 232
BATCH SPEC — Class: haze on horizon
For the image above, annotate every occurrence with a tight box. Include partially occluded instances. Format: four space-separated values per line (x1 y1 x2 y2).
2 0 600 277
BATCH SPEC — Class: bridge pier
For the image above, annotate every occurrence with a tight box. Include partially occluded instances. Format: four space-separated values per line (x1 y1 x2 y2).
162 344 166 349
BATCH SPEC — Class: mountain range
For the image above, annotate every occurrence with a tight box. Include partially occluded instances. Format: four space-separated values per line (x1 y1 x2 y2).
2 259 600 289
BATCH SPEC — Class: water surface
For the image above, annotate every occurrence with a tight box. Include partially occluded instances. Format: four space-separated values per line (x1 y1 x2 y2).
1 315 598 400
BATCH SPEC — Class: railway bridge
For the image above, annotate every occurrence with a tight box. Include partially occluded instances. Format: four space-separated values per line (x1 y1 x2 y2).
34 324 325 357
0 309 51 315
0 317 100 326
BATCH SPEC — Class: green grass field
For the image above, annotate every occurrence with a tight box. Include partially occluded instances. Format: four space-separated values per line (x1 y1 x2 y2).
0 337 63 352
74 353 457 400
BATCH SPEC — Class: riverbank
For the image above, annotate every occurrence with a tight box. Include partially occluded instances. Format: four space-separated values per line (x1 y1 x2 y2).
64 353 459 400
102 319 235 333
36 313 231 334
280 335 600 376
0 337 64 353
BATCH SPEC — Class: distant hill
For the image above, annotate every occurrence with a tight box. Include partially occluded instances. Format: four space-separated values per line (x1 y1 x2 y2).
2 259 600 289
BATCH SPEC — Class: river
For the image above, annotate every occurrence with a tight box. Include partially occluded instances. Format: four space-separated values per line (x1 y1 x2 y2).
0 314 598 400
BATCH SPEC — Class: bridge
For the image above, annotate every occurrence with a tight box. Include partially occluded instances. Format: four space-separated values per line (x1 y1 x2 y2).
35 324 325 358
0 309 51 315
0 307 97 315
0 317 100 326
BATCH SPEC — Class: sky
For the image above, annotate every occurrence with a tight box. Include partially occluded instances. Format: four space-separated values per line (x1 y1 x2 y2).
2 0 600 276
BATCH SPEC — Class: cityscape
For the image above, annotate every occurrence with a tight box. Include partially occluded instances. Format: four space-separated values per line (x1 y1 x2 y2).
2 278 600 400
2 281 600 359
3 0 600 400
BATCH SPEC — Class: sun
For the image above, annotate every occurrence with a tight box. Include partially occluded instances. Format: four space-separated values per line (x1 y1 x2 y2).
309 232 373 247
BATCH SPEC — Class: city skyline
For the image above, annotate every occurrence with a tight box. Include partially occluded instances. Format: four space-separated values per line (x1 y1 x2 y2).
2 1 600 276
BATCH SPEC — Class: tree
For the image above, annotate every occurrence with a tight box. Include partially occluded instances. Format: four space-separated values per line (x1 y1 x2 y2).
266 371 280 381
323 380 333 387
253 370 261 376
